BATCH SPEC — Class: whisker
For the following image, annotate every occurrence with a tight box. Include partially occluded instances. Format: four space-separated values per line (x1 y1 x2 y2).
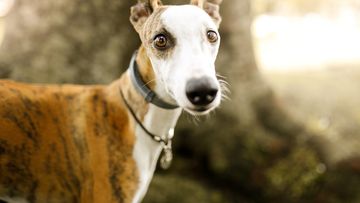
219 79 230 86
219 79 231 101
143 79 157 88
216 73 227 80
185 113 200 125
221 94 230 101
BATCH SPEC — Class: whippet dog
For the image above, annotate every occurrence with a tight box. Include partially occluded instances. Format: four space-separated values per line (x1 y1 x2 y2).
0 0 223 202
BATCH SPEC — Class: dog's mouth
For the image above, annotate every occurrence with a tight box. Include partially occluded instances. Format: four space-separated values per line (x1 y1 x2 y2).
184 105 215 116
181 92 221 116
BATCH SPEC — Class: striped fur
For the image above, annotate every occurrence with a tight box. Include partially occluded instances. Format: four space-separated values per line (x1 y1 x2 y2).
0 73 141 202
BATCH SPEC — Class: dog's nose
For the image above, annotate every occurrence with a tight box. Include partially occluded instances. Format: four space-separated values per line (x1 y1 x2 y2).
186 77 218 106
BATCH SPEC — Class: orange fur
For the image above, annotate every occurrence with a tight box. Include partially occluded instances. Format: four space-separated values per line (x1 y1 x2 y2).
0 46 154 202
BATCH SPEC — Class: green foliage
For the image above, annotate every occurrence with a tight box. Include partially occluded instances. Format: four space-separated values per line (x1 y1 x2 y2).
265 147 324 199
144 175 229 203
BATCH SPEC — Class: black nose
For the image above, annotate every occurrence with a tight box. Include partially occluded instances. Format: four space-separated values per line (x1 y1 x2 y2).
186 77 218 106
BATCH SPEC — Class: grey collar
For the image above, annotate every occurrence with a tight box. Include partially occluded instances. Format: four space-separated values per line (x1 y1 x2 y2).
129 51 179 110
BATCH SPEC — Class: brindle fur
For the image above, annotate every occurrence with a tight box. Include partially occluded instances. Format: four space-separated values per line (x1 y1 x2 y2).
0 49 155 202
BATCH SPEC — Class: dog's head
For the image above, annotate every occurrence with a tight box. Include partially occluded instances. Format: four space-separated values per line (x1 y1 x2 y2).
130 0 223 115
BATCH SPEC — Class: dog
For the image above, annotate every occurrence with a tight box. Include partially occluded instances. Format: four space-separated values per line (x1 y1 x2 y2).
0 0 223 202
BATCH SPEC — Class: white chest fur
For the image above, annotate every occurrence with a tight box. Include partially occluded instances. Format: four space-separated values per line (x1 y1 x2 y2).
132 105 181 203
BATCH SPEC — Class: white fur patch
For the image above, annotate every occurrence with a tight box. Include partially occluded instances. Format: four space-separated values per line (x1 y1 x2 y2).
132 104 181 203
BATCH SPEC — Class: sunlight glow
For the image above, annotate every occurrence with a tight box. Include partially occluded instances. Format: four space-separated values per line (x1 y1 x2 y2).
253 6 360 71
0 0 14 17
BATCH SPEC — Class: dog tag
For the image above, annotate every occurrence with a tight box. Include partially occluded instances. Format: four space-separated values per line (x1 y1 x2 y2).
160 128 174 169
160 147 173 169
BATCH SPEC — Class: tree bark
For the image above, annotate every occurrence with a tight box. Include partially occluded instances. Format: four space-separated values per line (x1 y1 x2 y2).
0 0 138 83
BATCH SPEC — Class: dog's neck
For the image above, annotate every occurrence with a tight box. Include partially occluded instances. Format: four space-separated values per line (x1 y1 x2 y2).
116 46 182 202
120 46 180 120
129 46 182 137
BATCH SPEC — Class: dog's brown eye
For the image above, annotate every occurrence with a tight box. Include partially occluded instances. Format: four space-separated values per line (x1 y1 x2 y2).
154 34 168 49
207 30 218 43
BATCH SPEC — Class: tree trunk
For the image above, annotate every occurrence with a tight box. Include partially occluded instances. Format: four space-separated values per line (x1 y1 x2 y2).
0 0 138 83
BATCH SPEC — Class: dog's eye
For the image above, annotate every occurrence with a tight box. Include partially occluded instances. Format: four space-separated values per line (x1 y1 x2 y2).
154 34 168 49
207 30 218 43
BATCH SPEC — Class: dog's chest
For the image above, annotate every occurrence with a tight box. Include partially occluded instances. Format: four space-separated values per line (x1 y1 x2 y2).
131 105 181 203
132 127 163 203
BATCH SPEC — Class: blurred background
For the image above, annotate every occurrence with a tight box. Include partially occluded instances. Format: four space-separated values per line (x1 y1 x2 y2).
0 0 359 202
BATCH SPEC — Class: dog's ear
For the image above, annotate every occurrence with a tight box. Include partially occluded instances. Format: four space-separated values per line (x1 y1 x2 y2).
190 0 204 8
191 0 223 28
130 0 163 33
150 0 163 9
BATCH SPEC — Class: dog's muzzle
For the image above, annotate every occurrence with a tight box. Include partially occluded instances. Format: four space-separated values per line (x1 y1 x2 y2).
185 76 219 109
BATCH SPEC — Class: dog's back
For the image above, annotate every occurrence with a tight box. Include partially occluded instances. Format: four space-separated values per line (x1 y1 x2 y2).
0 80 138 203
